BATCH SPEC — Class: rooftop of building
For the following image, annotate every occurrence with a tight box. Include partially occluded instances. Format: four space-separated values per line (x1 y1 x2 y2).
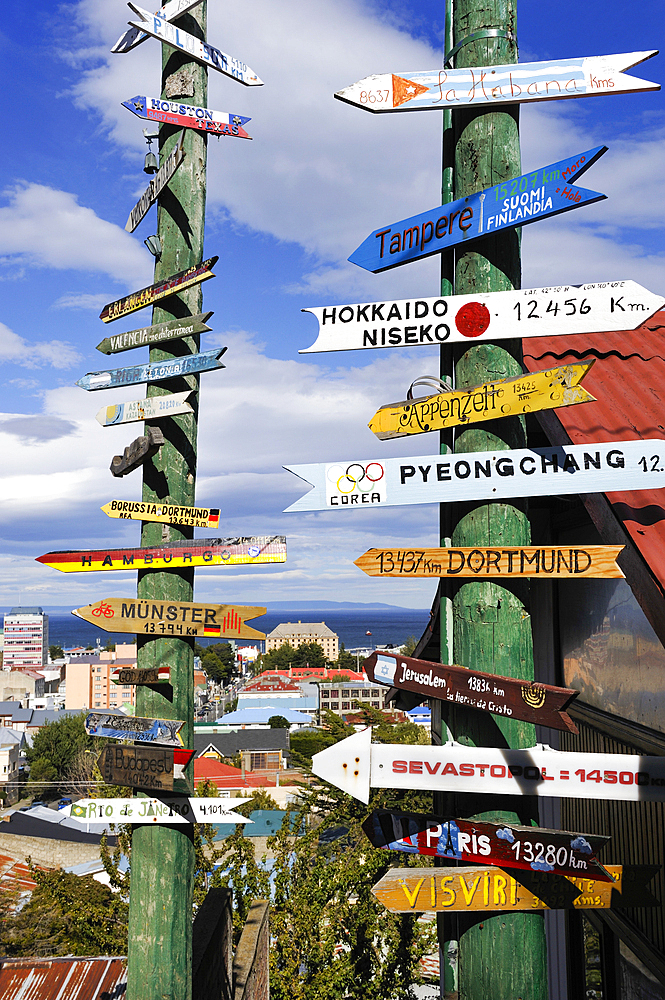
266 621 337 638
7 607 45 615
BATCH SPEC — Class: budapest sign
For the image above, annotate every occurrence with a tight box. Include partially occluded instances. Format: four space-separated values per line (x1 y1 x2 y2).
283 440 665 512
76 348 226 390
101 500 220 529
300 280 664 354
112 0 204 54
95 391 194 427
96 313 213 355
97 743 192 792
311 727 665 805
123 95 251 139
363 650 579 732
355 546 625 580
349 146 606 273
99 256 217 323
68 797 251 825
73 598 266 639
335 51 659 113
85 711 184 747
125 129 185 232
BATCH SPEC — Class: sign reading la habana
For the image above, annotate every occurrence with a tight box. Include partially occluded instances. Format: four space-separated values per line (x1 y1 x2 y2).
95 391 194 427
68 796 252 825
101 499 220 529
300 280 664 354
356 546 625 580
349 146 607 273
123 95 252 139
126 129 186 232
112 0 203 54
73 598 267 639
76 348 226 391
96 313 213 355
99 256 217 323
335 50 659 113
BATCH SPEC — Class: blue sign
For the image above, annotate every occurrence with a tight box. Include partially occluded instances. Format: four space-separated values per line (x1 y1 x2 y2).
76 348 226 391
348 146 607 273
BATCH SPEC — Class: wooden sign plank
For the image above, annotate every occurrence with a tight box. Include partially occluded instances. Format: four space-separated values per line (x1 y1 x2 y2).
95 391 194 427
112 0 203 54
96 313 213 355
283 440 665 513
85 711 184 747
37 536 287 574
73 598 266 639
123 95 252 139
335 51 659 114
355 546 625 580
110 666 170 685
300 280 665 354
363 809 612 881
371 865 659 912
369 363 595 440
349 147 606 273
110 426 164 477
99 256 217 323
363 650 580 732
101 500 220 528
77 348 226 391
127 4 264 86
311 727 665 805
126 129 185 232
68 797 252 825
97 743 191 791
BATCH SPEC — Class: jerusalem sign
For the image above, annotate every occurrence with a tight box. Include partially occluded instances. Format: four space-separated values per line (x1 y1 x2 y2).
95 391 194 427
123 95 251 138
96 313 213 355
73 598 266 639
355 546 624 579
101 500 220 528
99 257 217 323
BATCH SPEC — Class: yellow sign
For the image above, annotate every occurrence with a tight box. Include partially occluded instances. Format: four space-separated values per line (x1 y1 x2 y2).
355 545 624 579
101 500 220 529
73 599 266 639
368 362 595 440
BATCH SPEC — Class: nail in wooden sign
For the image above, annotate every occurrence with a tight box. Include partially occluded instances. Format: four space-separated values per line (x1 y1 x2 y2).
300 280 665 354
369 363 595 440
355 546 624 580
68 797 252 825
311 727 665 805
127 3 264 85
112 0 203 54
363 809 612 881
335 51 659 114
101 500 220 528
85 711 184 747
99 256 217 323
77 348 226 391
363 651 579 732
349 146 606 274
126 129 185 232
371 865 659 913
110 666 170 685
97 743 192 791
123 95 252 139
110 426 164 477
73 598 266 639
96 313 213 355
38 536 287 573
96 391 194 427
283 440 665 513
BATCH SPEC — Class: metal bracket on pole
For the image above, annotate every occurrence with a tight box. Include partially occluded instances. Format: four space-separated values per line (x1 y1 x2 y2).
444 28 517 67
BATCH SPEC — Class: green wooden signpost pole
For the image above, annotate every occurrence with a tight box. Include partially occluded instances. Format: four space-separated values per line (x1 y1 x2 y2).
126 4 207 998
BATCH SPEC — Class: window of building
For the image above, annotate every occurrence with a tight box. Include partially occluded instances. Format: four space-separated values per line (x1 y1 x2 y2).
351 689 359 697
341 702 350 710
371 702 380 708
371 689 379 697
342 690 349 697
330 689 338 697
330 702 339 710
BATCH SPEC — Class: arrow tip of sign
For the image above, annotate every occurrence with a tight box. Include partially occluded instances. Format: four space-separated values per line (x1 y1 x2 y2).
312 726 372 803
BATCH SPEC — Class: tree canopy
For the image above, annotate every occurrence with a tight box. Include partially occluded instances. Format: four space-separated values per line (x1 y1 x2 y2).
26 712 93 798
196 641 235 683
269 715 291 729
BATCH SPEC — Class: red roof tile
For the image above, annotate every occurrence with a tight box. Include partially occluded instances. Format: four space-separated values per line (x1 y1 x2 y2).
0 956 126 999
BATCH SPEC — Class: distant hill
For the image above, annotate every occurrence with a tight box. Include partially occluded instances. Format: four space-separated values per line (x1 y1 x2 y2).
6 601 427 614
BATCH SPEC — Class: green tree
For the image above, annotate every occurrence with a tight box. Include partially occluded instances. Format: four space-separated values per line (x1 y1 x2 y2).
256 642 298 672
290 729 337 766
400 635 418 656
336 642 357 672
48 644 64 661
269 715 290 729
199 642 235 683
292 642 326 669
26 713 93 797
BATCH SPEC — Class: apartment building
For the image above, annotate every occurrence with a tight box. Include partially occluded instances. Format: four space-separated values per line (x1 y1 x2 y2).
64 643 137 711
2 608 48 671
265 622 339 661
319 680 387 717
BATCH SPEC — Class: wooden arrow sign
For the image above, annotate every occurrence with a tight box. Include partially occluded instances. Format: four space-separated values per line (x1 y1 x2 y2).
101 500 220 529
68 797 252 825
123 95 252 139
300 280 665 355
311 727 665 805
37 536 287 574
355 546 624 580
369 363 595 439
335 51 659 114
126 129 185 232
349 147 607 273
363 809 612 881
363 651 580 732
283 439 665 513
85 711 184 747
77 348 226 391
73 598 266 639
127 3 264 85
99 256 217 323
112 0 203 54
371 865 659 913
110 666 170 685
110 426 164 477
97 744 193 791
95 391 194 427
96 313 213 355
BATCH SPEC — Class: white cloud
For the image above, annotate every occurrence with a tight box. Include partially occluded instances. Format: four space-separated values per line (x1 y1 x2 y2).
0 321 81 369
52 292 115 311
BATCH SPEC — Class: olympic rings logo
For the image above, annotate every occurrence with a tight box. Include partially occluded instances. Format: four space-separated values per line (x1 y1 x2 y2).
327 462 385 494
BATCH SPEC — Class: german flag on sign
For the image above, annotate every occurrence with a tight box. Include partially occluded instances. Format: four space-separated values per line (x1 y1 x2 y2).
203 624 221 637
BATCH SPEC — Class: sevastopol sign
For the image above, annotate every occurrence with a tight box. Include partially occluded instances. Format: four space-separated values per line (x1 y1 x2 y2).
96 313 213 355
76 348 226 391
123 95 251 139
99 256 217 323
95 391 194 427
283 439 665 513
112 0 203 54
334 51 659 114
349 146 607 273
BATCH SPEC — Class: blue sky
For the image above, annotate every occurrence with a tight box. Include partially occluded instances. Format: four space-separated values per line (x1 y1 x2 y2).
0 0 662 610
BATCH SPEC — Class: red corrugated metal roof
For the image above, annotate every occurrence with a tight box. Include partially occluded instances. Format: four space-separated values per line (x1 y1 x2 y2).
0 956 126 999
523 309 665 592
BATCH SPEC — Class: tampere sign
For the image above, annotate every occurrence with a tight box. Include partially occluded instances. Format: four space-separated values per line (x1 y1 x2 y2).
96 313 213 355
36 536 287 573
300 280 664 354
68 797 251 825
349 146 606 273
99 256 217 323
125 129 185 232
311 727 665 805
102 500 220 529
85 711 184 747
73 599 267 639
334 51 659 114
283 439 665 513
95 391 194 427
112 0 203 54
369 363 595 439
123 95 251 139
355 546 625 580
363 650 579 732
76 348 226 391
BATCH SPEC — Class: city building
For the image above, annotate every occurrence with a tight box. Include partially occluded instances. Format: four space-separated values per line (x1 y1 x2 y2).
0 728 21 805
265 622 339 661
318 680 388 718
64 643 137 711
237 675 317 714
2 608 48 671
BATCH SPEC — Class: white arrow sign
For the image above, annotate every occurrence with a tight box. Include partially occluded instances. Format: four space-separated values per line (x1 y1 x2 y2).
300 281 664 354
112 0 203 54
284 439 665 513
312 728 665 805
126 130 185 232
334 51 659 114
66 797 253 824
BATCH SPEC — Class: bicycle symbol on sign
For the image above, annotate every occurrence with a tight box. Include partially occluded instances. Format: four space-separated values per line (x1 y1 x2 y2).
91 602 115 619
